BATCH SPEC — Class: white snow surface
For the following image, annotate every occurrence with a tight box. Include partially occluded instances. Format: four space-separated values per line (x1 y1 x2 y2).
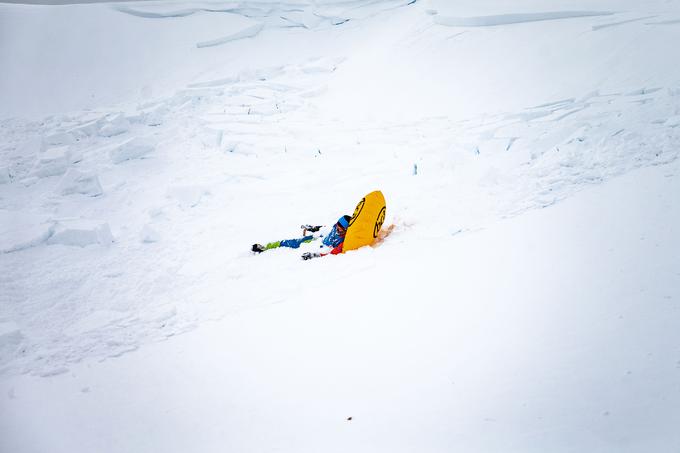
1 0 679 452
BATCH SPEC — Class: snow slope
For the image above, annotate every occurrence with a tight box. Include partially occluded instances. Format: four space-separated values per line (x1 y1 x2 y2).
2 158 679 453
1 0 679 451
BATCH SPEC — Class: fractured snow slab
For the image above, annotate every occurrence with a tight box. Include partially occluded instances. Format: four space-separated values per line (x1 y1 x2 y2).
137 104 169 127
0 166 11 184
110 137 155 164
665 115 680 127
115 6 199 19
591 16 656 31
280 10 324 29
47 221 114 248
0 322 23 365
98 113 131 137
199 125 224 148
188 75 239 88
43 131 75 147
433 11 614 27
0 212 56 254
57 169 104 197
0 322 23 346
140 224 161 243
66 119 102 140
30 146 71 178
196 22 264 48
166 185 208 208
63 310 128 337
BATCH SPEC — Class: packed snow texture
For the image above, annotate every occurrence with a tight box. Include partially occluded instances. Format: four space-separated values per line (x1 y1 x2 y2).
1 0 679 452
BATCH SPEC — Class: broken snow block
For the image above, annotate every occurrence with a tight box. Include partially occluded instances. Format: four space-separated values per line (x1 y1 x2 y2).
110 137 155 164
19 176 39 187
0 212 56 253
57 169 103 197
47 221 114 247
140 224 160 243
221 140 238 153
0 166 11 184
139 104 168 126
68 147 85 164
0 322 23 362
43 131 75 147
166 185 208 208
31 146 71 178
0 322 23 347
200 126 223 148
66 119 102 141
665 115 680 127
98 113 131 137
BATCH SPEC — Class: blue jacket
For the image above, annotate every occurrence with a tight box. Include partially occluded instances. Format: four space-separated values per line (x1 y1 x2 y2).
322 224 344 248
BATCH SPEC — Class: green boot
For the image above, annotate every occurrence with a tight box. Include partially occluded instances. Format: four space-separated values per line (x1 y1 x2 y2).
252 241 281 253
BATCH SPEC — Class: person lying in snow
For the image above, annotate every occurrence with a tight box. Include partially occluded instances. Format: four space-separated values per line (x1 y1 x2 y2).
252 215 351 260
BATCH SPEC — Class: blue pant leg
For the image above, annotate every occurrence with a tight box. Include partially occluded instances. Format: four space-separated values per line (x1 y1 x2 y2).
279 236 315 249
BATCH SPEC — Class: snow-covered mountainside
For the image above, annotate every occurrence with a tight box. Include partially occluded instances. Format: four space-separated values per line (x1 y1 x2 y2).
1 1 679 452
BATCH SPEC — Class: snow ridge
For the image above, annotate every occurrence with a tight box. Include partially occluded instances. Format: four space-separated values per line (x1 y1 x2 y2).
433 11 614 27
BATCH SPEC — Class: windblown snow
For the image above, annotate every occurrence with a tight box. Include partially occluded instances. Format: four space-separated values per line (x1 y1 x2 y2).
1 0 679 452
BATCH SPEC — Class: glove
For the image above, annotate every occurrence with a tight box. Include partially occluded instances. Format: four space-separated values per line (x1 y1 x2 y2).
301 252 321 260
301 224 322 233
